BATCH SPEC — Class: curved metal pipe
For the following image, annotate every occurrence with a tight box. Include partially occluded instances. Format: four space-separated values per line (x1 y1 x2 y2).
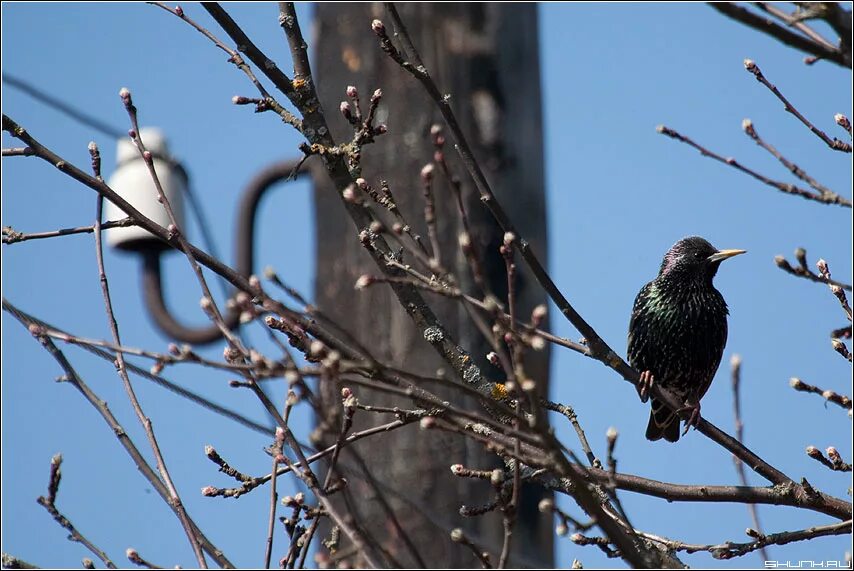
141 160 308 344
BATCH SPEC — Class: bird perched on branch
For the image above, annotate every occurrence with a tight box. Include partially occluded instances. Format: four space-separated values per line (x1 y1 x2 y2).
627 236 745 442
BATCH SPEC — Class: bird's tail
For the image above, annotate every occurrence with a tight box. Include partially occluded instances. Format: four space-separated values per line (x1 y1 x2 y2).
646 399 680 442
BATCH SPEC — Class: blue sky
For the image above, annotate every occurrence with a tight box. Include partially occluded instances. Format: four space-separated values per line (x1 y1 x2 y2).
2 3 851 568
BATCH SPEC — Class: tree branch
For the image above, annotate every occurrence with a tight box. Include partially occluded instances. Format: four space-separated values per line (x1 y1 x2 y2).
708 3 851 68
374 5 798 492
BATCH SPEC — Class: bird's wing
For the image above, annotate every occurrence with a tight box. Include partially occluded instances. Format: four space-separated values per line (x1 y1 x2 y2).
696 304 728 400
627 281 656 370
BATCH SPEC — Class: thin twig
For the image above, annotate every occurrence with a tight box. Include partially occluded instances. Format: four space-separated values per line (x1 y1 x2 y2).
775 248 853 291
539 463 851 521
744 59 852 152
125 548 162 569
2 146 35 156
542 401 601 469
708 3 851 68
639 519 852 559
806 446 853 472
741 119 841 201
340 449 428 568
264 455 281 568
657 124 851 207
498 234 521 569
730 355 770 561
2 299 272 435
817 259 853 321
601 428 640 543
17 323 232 567
120 88 244 355
2 218 136 244
431 124 491 298
420 163 443 270
789 377 852 410
450 528 493 569
150 3 301 130
537 498 595 536
322 389 356 492
36 454 117 569
89 141 207 568
754 2 839 52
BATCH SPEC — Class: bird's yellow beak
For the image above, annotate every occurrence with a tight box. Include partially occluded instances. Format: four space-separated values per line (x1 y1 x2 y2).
708 249 747 263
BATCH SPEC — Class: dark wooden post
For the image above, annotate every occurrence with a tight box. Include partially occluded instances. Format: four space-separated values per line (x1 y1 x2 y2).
312 4 553 566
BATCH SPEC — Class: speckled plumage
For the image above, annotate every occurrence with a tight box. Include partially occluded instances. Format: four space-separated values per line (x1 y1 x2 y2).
627 237 742 442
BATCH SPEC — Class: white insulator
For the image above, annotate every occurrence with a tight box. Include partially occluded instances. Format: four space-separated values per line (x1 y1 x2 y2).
104 127 186 251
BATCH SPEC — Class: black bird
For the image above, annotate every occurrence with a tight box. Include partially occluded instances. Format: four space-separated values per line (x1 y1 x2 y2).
627 236 745 442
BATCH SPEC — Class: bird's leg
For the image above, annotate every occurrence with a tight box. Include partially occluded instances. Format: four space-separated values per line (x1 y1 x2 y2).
677 401 702 436
637 370 654 403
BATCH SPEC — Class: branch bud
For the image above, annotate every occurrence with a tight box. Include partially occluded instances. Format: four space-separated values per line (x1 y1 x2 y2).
503 232 516 246
339 101 353 122
531 304 547 326
826 447 841 462
371 19 386 35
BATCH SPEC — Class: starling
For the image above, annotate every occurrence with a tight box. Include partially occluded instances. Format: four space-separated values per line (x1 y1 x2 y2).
627 236 745 442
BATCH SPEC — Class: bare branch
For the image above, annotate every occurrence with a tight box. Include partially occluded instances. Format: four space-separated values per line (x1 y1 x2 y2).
657 124 851 207
375 6 800 497
806 446 852 472
793 377 850 409
125 548 162 570
729 355 770 561
638 519 852 559
708 3 851 68
775 249 853 291
450 528 493 569
744 59 852 152
2 146 34 156
13 319 233 567
742 119 842 202
36 454 117 569
2 218 136 245
89 140 207 567
817 259 853 321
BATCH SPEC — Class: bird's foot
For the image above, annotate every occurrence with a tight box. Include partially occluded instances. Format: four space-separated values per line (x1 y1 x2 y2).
637 370 654 403
677 402 702 436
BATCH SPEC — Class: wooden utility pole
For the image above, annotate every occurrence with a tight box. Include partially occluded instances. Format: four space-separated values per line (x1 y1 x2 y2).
313 4 553 566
